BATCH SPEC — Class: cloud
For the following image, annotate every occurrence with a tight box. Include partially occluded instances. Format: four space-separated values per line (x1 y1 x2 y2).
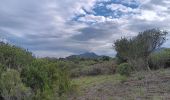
77 15 115 23
0 0 170 57
106 3 136 13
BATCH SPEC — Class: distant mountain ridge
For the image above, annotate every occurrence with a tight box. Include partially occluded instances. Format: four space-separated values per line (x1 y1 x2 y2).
66 52 101 59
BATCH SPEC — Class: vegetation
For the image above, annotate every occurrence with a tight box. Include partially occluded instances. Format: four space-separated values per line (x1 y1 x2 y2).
116 63 132 76
114 28 168 70
0 42 34 70
0 69 32 100
70 60 116 77
149 48 170 69
0 42 72 100
70 68 170 100
71 74 127 91
0 28 169 100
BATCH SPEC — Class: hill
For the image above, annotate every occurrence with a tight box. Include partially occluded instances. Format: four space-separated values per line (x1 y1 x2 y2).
66 52 101 59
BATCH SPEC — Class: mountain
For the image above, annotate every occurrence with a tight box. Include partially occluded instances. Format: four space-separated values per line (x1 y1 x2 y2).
79 52 100 58
66 52 100 59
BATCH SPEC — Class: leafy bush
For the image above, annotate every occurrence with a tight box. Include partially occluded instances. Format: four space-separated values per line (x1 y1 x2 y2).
21 59 72 98
116 63 132 76
0 69 32 100
0 42 34 71
0 42 73 99
149 49 170 69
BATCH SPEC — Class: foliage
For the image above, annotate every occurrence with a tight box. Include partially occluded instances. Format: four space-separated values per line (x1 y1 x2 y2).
0 42 34 71
100 56 111 61
21 59 72 98
149 48 170 69
70 61 116 77
115 53 127 65
0 69 32 100
116 63 132 76
114 29 168 70
0 42 72 99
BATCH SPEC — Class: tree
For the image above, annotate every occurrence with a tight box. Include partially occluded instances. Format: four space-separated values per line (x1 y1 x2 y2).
114 29 168 70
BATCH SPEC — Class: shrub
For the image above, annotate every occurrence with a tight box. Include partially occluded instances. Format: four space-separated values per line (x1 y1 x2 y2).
0 43 34 71
0 69 32 100
70 61 116 77
21 59 72 98
149 48 170 69
88 67 102 76
116 63 132 76
0 42 73 99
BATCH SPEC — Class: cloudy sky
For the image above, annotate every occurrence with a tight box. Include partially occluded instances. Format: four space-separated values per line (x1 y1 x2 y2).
0 0 170 57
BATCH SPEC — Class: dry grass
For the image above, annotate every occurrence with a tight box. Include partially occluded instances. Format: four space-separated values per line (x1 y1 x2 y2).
69 68 170 100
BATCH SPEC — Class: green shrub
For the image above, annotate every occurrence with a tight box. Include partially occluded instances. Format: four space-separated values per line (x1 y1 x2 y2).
0 42 73 99
0 43 34 71
116 63 132 76
149 49 170 69
0 69 32 100
21 59 72 98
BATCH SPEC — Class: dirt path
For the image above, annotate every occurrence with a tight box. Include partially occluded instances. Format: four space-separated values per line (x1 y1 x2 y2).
69 69 170 100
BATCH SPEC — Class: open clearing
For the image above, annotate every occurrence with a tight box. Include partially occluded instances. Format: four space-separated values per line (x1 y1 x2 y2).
69 69 170 100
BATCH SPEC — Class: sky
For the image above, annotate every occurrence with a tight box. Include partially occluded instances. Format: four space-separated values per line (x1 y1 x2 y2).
0 0 170 58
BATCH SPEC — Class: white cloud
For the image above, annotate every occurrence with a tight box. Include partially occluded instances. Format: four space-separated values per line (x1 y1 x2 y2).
78 15 108 23
135 10 164 21
106 3 136 13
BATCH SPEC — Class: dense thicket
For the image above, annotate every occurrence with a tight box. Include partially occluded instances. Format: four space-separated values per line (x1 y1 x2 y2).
0 42 72 100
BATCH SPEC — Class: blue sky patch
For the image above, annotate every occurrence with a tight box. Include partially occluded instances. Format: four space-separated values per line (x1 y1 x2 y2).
73 0 140 23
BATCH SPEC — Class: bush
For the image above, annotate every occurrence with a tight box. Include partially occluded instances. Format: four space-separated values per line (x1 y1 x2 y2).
0 42 73 99
0 69 32 100
0 43 34 71
21 59 72 98
88 67 102 76
116 63 132 76
70 61 116 77
149 49 170 69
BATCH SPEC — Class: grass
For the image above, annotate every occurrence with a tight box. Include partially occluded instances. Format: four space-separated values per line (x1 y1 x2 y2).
158 68 170 76
71 74 127 90
69 68 170 100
